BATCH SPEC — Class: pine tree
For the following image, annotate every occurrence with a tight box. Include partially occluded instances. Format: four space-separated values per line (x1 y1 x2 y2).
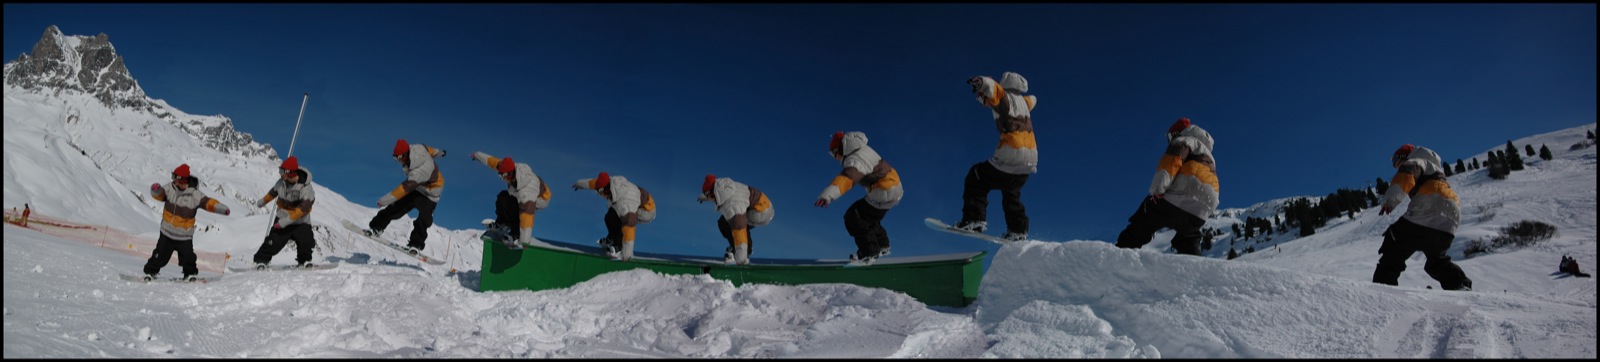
1539 144 1552 160
1471 157 1479 170
1504 142 1526 171
1525 144 1536 156
1588 130 1595 139
1487 150 1507 180
1231 223 1240 236
1374 177 1389 195
1455 159 1466 173
1444 165 1454 176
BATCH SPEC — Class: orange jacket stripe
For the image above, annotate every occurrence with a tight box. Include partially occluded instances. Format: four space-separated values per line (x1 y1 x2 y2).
873 168 901 190
999 131 1037 149
732 228 749 246
828 175 856 194
984 83 1004 107
1391 171 1416 195
1179 160 1220 193
519 212 534 231
1157 154 1183 178
751 193 771 213
622 225 636 243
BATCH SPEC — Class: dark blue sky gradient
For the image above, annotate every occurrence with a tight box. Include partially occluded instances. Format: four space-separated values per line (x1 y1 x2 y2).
6 4 1595 261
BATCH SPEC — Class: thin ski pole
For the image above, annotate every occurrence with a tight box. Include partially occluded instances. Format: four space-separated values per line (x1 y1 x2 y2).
259 94 310 266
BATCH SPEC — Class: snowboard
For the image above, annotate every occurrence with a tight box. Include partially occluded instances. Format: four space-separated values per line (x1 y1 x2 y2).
119 273 221 284
339 220 447 265
228 262 341 273
924 217 1012 245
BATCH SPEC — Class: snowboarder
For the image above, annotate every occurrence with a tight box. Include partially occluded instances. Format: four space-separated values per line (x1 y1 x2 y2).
1373 144 1472 291
814 131 902 264
573 172 656 261
1113 117 1219 256
468 151 551 249
697 174 773 265
1559 255 1590 278
20 203 29 227
951 72 1038 242
366 139 447 255
250 156 318 269
143 164 231 281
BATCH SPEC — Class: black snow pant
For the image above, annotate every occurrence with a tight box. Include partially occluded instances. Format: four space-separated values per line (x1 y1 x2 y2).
961 161 1030 234
370 191 436 250
143 234 198 276
844 198 890 257
253 222 316 265
1114 196 1206 256
1372 218 1472 290
492 190 519 233
603 207 623 245
717 217 754 258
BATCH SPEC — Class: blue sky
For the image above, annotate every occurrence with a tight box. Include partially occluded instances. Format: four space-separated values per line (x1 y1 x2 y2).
5 4 1595 262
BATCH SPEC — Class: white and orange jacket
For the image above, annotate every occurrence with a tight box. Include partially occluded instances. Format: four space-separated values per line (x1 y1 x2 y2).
1381 146 1460 233
972 72 1039 175
257 168 316 227
1149 124 1220 220
574 175 656 244
152 176 230 241
817 131 903 210
379 144 447 205
472 152 552 243
709 177 773 247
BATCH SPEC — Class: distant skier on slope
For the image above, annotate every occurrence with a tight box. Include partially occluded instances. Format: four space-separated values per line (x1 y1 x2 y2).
1373 144 1472 291
20 203 29 227
467 151 550 250
143 164 231 282
366 139 447 255
1559 255 1590 278
814 131 903 264
697 174 773 265
573 172 656 261
250 156 320 269
1114 117 1220 256
950 72 1038 242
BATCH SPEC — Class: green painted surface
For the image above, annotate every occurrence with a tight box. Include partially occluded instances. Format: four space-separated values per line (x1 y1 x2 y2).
478 238 987 307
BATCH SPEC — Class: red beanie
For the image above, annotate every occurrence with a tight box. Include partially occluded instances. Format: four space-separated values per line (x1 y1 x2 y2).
497 157 516 174
829 131 844 153
701 174 717 194
1168 117 1191 134
280 156 299 171
393 139 410 156
595 172 610 190
173 164 190 178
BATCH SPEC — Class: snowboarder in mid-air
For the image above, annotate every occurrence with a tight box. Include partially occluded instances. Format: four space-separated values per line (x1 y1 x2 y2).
814 131 903 265
469 151 551 250
573 172 656 261
143 164 230 281
1372 144 1472 291
698 174 773 265
1114 117 1219 256
250 156 319 269
951 72 1038 242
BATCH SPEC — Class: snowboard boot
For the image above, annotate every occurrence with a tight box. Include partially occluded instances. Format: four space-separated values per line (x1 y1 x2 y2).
723 247 736 264
402 246 421 256
850 251 878 266
1002 231 1028 242
364 228 385 238
876 246 892 258
298 262 316 269
255 263 268 271
953 220 987 233
180 274 198 282
142 274 158 282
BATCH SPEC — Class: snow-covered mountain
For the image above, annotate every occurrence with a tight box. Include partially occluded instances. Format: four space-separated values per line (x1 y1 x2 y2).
4 27 1594 358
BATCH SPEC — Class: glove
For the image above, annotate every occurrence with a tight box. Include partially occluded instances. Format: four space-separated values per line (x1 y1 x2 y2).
221 209 231 216
437 149 447 158
151 183 161 192
272 222 282 229
1379 206 1393 215
469 151 481 162
967 76 983 93
376 201 385 207
814 198 829 208
255 199 267 208
696 194 710 204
